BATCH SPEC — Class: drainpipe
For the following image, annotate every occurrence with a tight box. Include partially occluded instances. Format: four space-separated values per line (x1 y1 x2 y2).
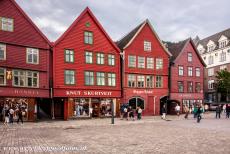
154 96 157 115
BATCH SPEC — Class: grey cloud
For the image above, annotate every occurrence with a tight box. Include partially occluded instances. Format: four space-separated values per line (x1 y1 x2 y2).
16 0 230 42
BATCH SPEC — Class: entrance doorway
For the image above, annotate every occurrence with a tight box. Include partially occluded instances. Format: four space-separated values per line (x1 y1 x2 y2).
160 96 168 115
128 97 144 109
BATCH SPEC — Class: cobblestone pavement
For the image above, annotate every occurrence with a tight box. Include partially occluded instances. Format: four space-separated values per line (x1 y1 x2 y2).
0 112 230 154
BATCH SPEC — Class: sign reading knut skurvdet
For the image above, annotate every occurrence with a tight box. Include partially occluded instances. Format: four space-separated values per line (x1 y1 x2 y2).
133 90 153 94
66 90 112 96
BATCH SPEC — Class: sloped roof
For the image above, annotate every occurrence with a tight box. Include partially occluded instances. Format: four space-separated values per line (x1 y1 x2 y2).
197 28 230 51
165 39 189 61
166 38 206 66
10 0 51 47
116 19 172 56
55 7 120 53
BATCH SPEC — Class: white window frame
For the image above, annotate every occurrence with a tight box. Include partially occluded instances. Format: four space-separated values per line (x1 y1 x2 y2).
144 41 151 51
195 68 200 77
0 44 6 60
178 66 184 76
156 76 163 88
0 68 6 85
188 53 192 62
96 72 105 86
208 56 214 65
85 71 94 85
128 74 136 87
147 57 154 69
97 53 104 65
1 17 14 32
85 51 93 64
137 75 145 88
138 56 145 68
219 40 227 48
208 68 214 77
208 80 214 89
26 71 39 88
26 48 39 64
128 55 136 68
64 70 75 85
220 52 226 62
108 73 116 86
188 67 193 76
146 75 154 88
65 49 74 63
156 58 163 69
13 70 39 88
108 54 115 66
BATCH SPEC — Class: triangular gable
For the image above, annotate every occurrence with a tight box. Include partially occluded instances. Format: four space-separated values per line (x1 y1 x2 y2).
120 19 172 57
207 40 215 46
9 0 51 47
55 7 120 53
218 35 228 42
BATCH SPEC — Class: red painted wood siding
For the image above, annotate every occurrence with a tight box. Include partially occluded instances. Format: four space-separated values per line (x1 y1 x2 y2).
124 23 169 89
54 12 121 92
0 0 49 49
170 41 204 94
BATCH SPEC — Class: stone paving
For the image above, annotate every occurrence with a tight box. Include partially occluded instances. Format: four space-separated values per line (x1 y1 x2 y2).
0 112 230 154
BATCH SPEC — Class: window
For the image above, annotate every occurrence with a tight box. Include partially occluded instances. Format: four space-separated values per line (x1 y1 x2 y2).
178 66 184 76
85 71 94 85
1 17 14 32
156 58 163 69
220 65 227 71
187 81 193 93
146 76 153 88
64 70 75 85
188 53 192 62
219 41 227 48
147 57 154 69
137 75 144 88
196 68 200 77
108 54 115 66
0 68 6 85
188 67 193 76
85 51 93 64
108 73 116 86
128 74 136 87
220 52 226 62
195 82 201 93
138 56 145 68
84 31 93 44
156 76 162 88
96 72 105 86
144 41 151 51
208 45 214 52
65 49 74 63
128 55 136 68
178 81 183 93
208 56 214 65
97 53 104 64
0 44 6 60
13 70 26 87
26 71 38 87
208 80 214 89
129 97 145 110
208 68 214 76
27 48 39 64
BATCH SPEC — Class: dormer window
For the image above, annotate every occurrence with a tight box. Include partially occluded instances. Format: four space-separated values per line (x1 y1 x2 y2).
207 45 214 52
0 17 14 32
219 40 227 48
144 41 151 51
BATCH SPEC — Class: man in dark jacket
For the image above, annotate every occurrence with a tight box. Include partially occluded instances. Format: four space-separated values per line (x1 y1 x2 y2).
226 104 230 118
216 105 222 119
197 105 202 123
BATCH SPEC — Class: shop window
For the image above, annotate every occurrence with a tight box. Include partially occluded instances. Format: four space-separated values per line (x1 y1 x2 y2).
84 31 93 44
26 48 39 64
108 54 115 66
108 73 116 86
128 97 144 110
0 44 6 60
100 99 112 117
65 49 74 63
73 98 89 117
0 68 6 85
156 58 163 69
97 53 104 65
1 17 14 32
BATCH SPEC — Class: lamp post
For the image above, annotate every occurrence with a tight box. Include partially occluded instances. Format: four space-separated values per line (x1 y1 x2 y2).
111 100 114 124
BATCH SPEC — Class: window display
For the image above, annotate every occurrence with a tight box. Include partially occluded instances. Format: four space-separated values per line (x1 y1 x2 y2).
100 99 112 116
73 98 89 117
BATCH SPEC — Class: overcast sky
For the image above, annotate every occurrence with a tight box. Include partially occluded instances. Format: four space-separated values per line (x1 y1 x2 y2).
16 0 230 42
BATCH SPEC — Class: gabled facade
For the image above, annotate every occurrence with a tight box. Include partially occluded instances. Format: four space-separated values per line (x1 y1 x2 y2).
166 38 205 113
0 0 51 121
53 7 121 120
196 28 230 103
117 19 171 116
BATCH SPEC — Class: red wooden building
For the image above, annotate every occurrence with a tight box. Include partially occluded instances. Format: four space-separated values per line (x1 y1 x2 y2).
166 38 205 114
117 19 171 116
53 8 121 120
0 0 52 121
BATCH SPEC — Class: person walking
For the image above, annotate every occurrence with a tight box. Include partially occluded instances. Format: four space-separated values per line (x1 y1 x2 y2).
223 104 226 113
184 105 189 119
17 108 23 124
137 107 142 120
216 105 222 119
175 104 180 117
161 105 167 120
4 107 9 126
9 107 14 124
193 105 198 119
197 105 202 123
226 104 230 118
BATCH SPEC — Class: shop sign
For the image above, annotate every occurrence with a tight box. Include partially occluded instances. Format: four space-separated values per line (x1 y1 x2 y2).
14 89 39 95
133 90 153 94
66 90 112 96
178 94 192 98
